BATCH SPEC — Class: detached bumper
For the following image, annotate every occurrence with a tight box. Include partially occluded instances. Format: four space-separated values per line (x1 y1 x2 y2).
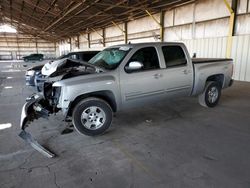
19 94 55 158
20 94 49 130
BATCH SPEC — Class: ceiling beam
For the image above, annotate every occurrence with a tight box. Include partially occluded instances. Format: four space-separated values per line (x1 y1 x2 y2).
38 0 57 22
50 0 102 31
22 0 57 16
43 1 84 32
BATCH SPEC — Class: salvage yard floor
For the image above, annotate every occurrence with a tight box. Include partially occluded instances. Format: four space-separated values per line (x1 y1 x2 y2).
0 60 250 188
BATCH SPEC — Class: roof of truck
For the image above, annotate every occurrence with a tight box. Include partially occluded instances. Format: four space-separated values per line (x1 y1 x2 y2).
108 42 185 49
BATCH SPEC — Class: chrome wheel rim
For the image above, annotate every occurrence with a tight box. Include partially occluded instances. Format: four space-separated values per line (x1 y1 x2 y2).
81 106 106 130
208 86 219 103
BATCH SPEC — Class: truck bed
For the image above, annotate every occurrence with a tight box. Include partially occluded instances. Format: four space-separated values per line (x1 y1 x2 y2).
192 58 233 64
191 58 233 96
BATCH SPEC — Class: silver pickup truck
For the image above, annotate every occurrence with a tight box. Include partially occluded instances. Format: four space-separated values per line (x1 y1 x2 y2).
20 42 233 155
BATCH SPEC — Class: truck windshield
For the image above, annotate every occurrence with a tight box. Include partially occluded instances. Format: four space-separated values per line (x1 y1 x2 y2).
88 47 131 70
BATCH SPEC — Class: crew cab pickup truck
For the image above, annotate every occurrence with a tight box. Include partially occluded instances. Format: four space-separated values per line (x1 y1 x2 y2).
20 42 233 156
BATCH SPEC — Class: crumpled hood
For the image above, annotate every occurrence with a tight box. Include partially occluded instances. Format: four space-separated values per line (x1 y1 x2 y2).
41 58 67 76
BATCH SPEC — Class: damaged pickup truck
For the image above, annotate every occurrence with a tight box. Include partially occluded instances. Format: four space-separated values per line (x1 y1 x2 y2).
20 42 234 157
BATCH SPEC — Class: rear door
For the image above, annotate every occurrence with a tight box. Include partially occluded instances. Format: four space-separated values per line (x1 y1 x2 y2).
161 45 193 97
120 47 166 108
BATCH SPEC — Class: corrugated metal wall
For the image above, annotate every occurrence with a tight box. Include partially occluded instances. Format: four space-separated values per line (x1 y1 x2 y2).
0 33 56 60
180 35 250 82
232 35 250 81
56 0 250 82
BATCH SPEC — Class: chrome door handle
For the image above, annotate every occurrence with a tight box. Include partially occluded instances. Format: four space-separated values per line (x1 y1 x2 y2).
154 73 162 79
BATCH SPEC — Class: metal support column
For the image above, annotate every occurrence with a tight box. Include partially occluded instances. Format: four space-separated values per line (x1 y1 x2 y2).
145 10 164 42
87 33 90 49
160 11 164 42
223 0 237 58
102 28 105 47
69 37 72 51
124 22 128 44
35 38 38 54
91 28 105 47
111 21 127 44
76 35 80 49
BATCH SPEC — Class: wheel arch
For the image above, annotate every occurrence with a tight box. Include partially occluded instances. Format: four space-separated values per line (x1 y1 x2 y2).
206 74 225 88
67 90 117 117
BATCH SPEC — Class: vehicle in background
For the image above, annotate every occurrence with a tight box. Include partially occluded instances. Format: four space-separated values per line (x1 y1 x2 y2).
21 42 234 139
25 65 44 86
23 54 44 62
25 51 99 87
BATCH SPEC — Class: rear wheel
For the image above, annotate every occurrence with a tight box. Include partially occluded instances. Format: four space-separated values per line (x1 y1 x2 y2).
198 81 221 108
72 97 113 136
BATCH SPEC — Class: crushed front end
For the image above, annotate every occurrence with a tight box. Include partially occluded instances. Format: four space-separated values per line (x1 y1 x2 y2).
19 82 62 158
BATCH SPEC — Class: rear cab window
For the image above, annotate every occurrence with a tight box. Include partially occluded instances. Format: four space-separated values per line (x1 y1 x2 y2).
162 45 187 68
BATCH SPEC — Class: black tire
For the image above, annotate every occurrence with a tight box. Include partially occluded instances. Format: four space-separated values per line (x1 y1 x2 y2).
198 81 221 108
72 97 113 136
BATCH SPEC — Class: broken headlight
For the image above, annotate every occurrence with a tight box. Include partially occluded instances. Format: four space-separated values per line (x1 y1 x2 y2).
26 70 35 76
51 86 61 106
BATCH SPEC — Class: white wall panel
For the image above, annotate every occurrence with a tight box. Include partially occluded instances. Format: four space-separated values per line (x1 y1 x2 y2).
128 37 155 44
237 0 248 13
164 27 182 41
105 24 124 38
91 29 103 40
128 13 160 34
195 0 231 22
195 18 229 39
164 10 174 27
235 14 250 35
179 35 250 82
0 34 56 59
106 40 126 47
174 3 194 25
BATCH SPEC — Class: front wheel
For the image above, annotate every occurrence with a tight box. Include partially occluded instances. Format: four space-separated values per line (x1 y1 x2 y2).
72 97 113 136
198 81 221 108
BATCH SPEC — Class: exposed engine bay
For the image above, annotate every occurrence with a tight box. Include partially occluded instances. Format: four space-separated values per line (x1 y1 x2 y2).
20 59 104 157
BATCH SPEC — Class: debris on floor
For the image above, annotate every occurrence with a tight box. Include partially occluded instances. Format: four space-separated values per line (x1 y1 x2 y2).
61 128 74 135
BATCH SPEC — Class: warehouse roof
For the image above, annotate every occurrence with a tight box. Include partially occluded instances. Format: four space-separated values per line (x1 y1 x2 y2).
0 0 194 41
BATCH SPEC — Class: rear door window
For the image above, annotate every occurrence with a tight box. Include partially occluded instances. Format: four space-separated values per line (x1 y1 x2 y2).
162 46 187 68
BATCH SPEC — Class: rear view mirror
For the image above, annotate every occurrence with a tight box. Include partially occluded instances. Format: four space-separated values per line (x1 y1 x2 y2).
125 61 143 72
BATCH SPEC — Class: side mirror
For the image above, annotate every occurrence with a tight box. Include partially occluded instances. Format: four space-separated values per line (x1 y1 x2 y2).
125 61 143 72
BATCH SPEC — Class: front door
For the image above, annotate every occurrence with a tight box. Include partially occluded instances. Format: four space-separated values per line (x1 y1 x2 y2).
120 47 166 108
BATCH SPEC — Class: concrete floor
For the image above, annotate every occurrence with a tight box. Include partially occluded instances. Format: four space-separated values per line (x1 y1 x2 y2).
0 60 250 188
